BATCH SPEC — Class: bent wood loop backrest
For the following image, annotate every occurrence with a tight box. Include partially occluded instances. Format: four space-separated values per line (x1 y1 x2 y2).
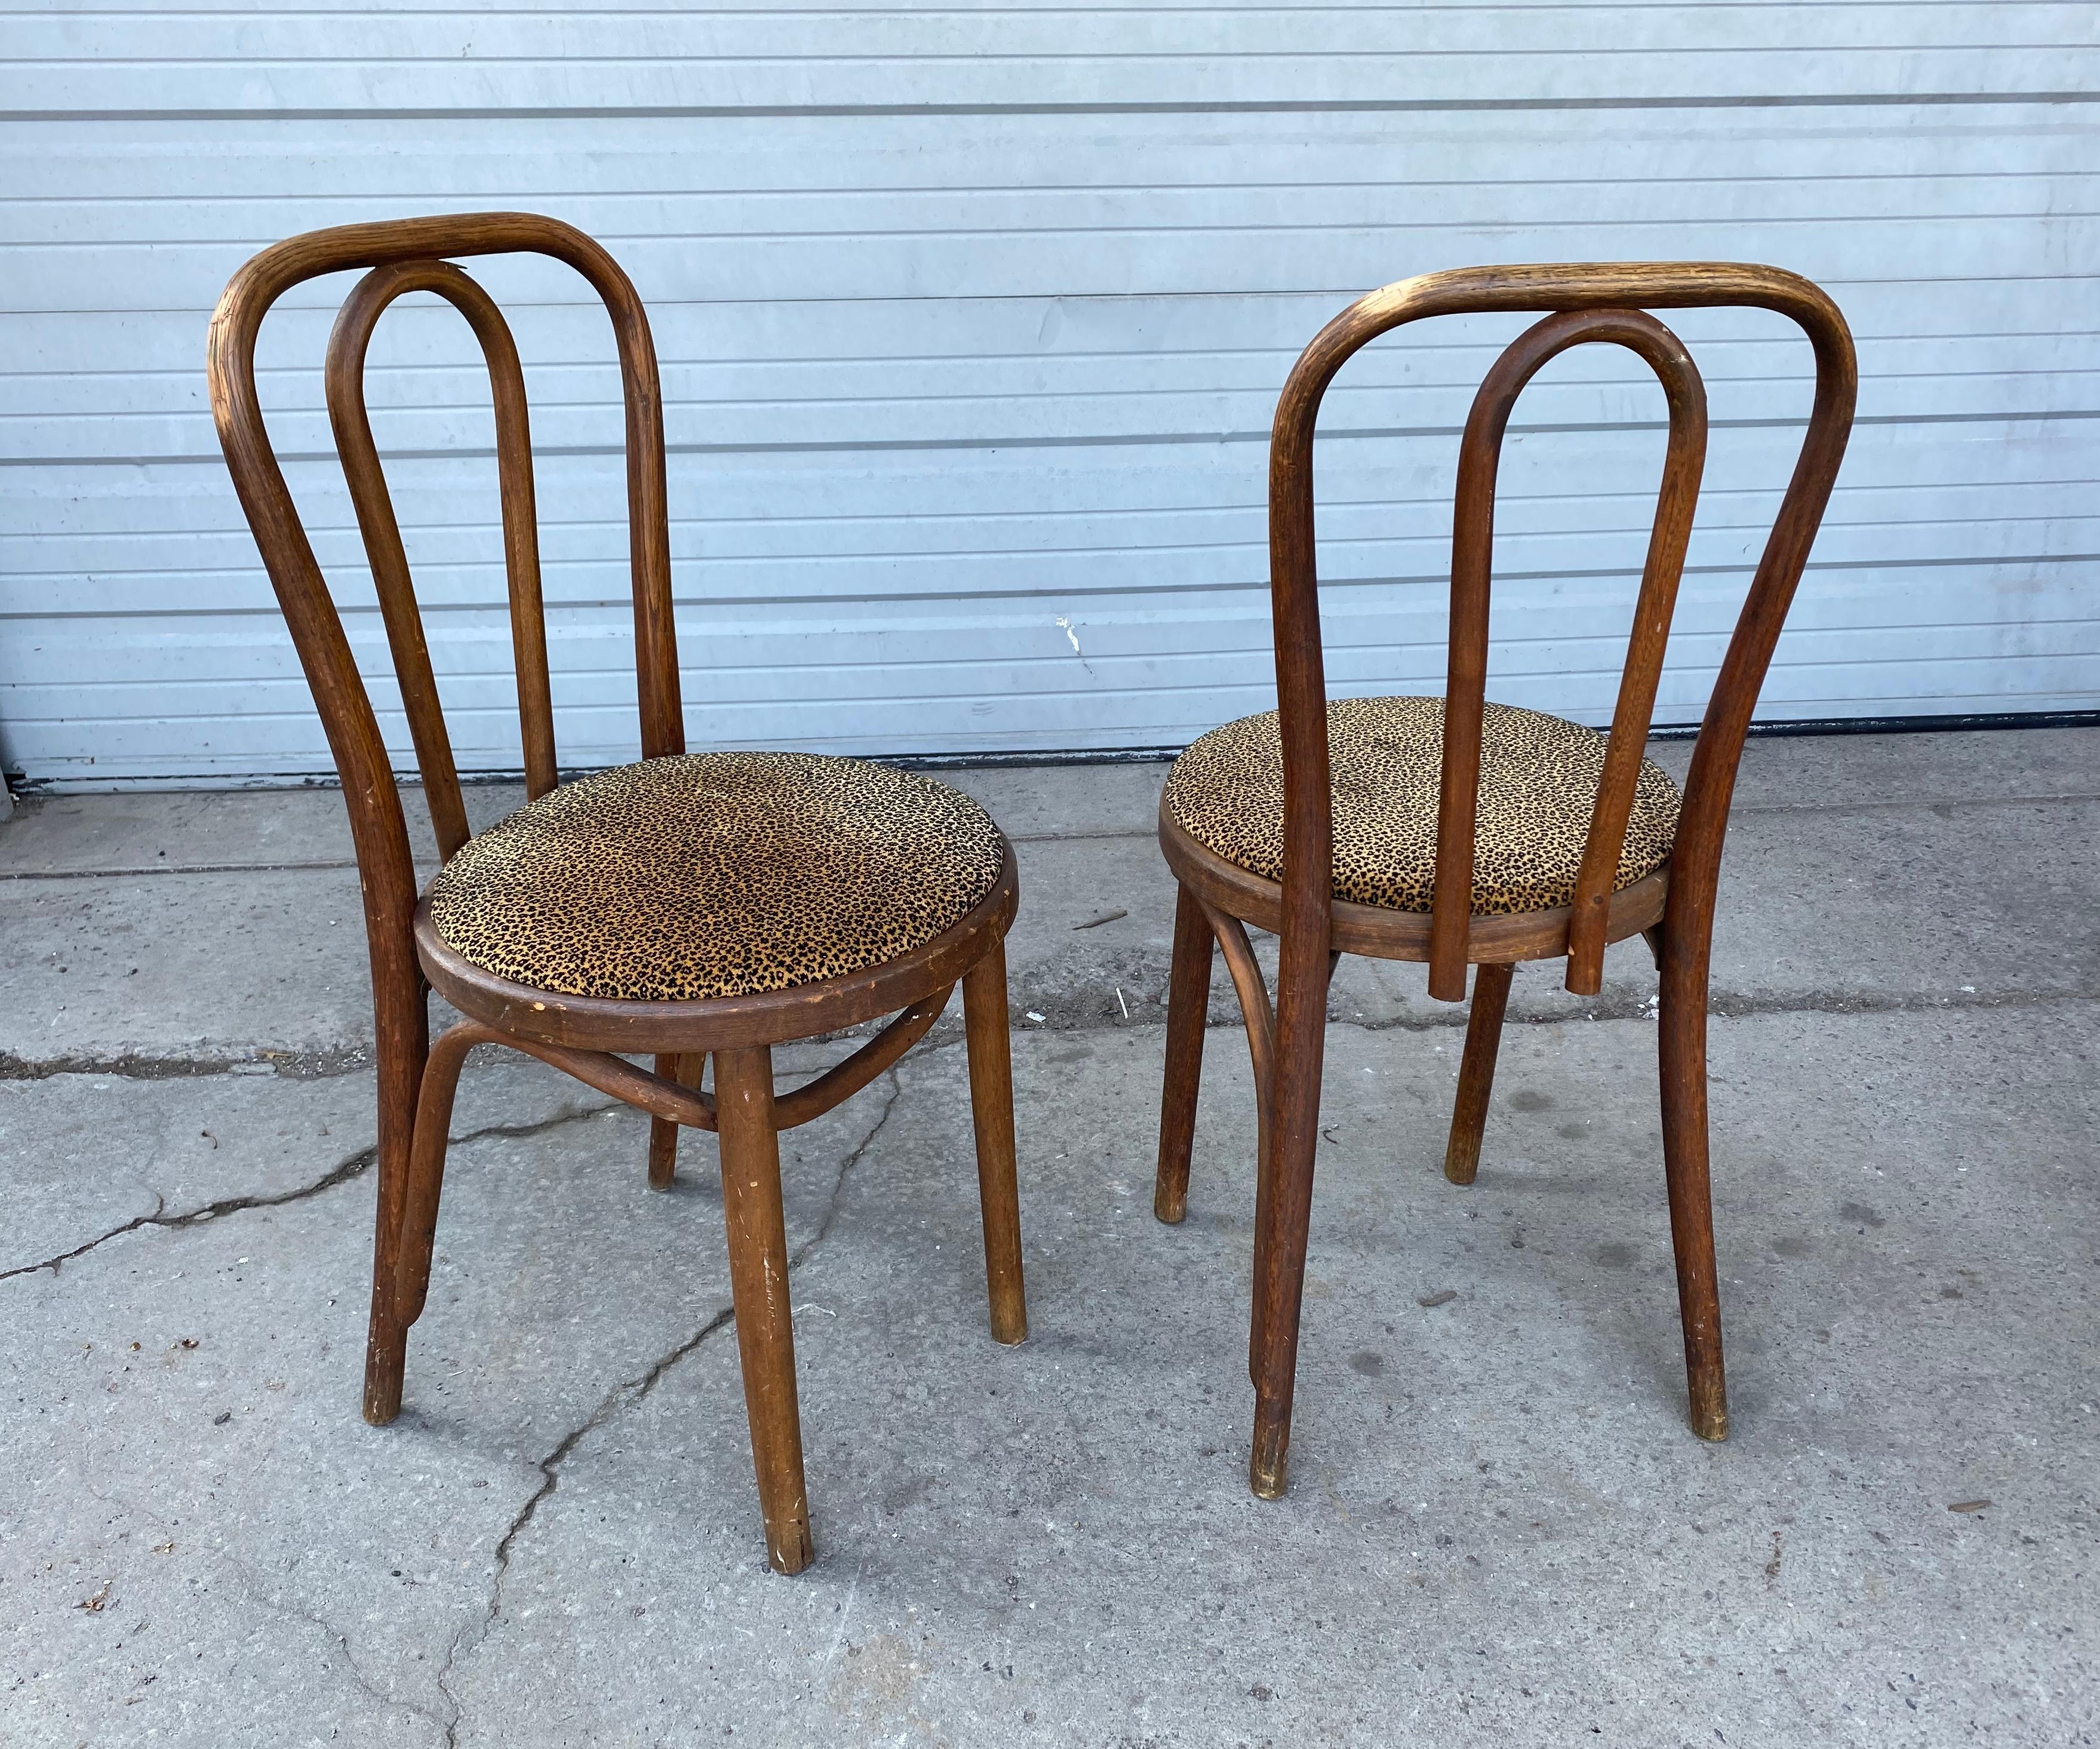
205 213 682 987
1266 263 1857 1001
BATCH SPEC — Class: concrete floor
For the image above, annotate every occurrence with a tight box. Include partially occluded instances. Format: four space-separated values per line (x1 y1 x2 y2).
1 728 2095 1747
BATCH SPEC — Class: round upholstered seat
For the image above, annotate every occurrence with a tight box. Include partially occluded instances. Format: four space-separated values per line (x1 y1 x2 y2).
427 752 1006 1001
1163 696 1680 915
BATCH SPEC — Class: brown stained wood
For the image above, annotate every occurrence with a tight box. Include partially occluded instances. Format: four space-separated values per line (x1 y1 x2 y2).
1428 308 1708 1000
390 1019 484 1327
962 941 1029 1346
1160 798 1669 965
414 848 1019 1055
714 1046 814 1575
1216 261 1855 1496
1152 884 1215 1225
360 958 429 1427
1658 925 1729 1440
647 1053 705 1189
1188 897 1280 1382
211 215 1029 1571
326 259 558 856
1443 962 1514 1187
774 986 951 1131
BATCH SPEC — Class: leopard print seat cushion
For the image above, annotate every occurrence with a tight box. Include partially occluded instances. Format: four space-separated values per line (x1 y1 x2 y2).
1163 696 1680 915
427 752 1005 1002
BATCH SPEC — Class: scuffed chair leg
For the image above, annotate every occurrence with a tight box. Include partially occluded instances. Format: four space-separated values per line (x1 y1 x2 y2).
368 1020 481 1424
389 1025 481 1330
714 1044 815 1574
362 976 429 1427
1247 951 1332 1501
1249 1108 1317 1501
1443 961 1512 1187
963 939 1029 1345
648 1052 704 1189
1154 884 1215 1224
1657 933 1729 1441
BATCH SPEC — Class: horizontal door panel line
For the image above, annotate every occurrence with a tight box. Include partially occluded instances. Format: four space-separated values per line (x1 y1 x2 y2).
10 552 2098 623
24 269 2100 320
9 90 2100 125
17 403 2100 468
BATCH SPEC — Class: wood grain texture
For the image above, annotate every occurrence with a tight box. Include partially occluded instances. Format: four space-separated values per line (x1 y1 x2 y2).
1158 796 1670 966
1151 883 1214 1227
962 940 1029 1347
209 215 1029 1571
1217 261 1855 1497
1430 306 1707 1001
647 1052 705 1190
1442 963 1514 1189
714 1044 815 1576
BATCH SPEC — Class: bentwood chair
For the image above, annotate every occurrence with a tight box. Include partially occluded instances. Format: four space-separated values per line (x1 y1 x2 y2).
207 214 1028 1573
1152 265 1855 1498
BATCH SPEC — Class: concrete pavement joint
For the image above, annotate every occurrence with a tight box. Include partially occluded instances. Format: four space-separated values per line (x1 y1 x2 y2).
6 786 2091 884
0 1102 621 1284
10 982 2090 1094
0 1045 374 1083
435 1070 906 1744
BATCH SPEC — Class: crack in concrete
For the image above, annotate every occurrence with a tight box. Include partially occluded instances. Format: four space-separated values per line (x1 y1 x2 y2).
275 1589 458 1741
0 1102 619 1284
0 1045 373 1083
432 1071 908 1745
68 1473 457 1741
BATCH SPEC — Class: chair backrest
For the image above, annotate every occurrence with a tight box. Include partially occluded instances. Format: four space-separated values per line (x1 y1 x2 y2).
1266 263 1856 1000
207 213 681 1009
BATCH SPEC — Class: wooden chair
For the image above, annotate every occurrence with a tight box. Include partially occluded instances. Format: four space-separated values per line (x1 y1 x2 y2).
207 213 1028 1574
1152 265 1855 1498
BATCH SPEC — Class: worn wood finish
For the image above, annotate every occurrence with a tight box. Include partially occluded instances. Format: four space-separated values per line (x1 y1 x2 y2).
1152 262 1855 1498
647 1052 705 1190
1429 308 1708 1001
962 941 1029 1346
1152 885 1216 1226
714 1044 814 1575
209 214 1029 1572
413 850 1017 1054
1442 962 1514 1188
1159 797 1669 967
327 259 559 847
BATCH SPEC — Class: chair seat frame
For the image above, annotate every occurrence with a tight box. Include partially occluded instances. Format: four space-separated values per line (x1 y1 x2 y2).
208 213 1028 1575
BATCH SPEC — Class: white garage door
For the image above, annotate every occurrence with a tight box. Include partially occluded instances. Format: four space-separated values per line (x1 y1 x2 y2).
4 5 2096 785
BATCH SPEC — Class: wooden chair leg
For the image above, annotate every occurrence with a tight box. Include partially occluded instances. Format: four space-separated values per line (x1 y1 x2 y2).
714 1044 814 1574
1154 883 1215 1224
1657 932 1729 1441
1443 961 1513 1186
962 938 1029 1345
647 1052 704 1189
1247 945 1333 1500
362 975 429 1427
388 1023 482 1337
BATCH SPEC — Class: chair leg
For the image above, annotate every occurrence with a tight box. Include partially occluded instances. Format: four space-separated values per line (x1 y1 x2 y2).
388 1022 482 1335
962 938 1029 1345
362 972 429 1427
713 1044 815 1574
1657 927 1729 1441
1247 943 1333 1500
1443 961 1513 1187
648 1052 704 1189
1154 884 1215 1224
